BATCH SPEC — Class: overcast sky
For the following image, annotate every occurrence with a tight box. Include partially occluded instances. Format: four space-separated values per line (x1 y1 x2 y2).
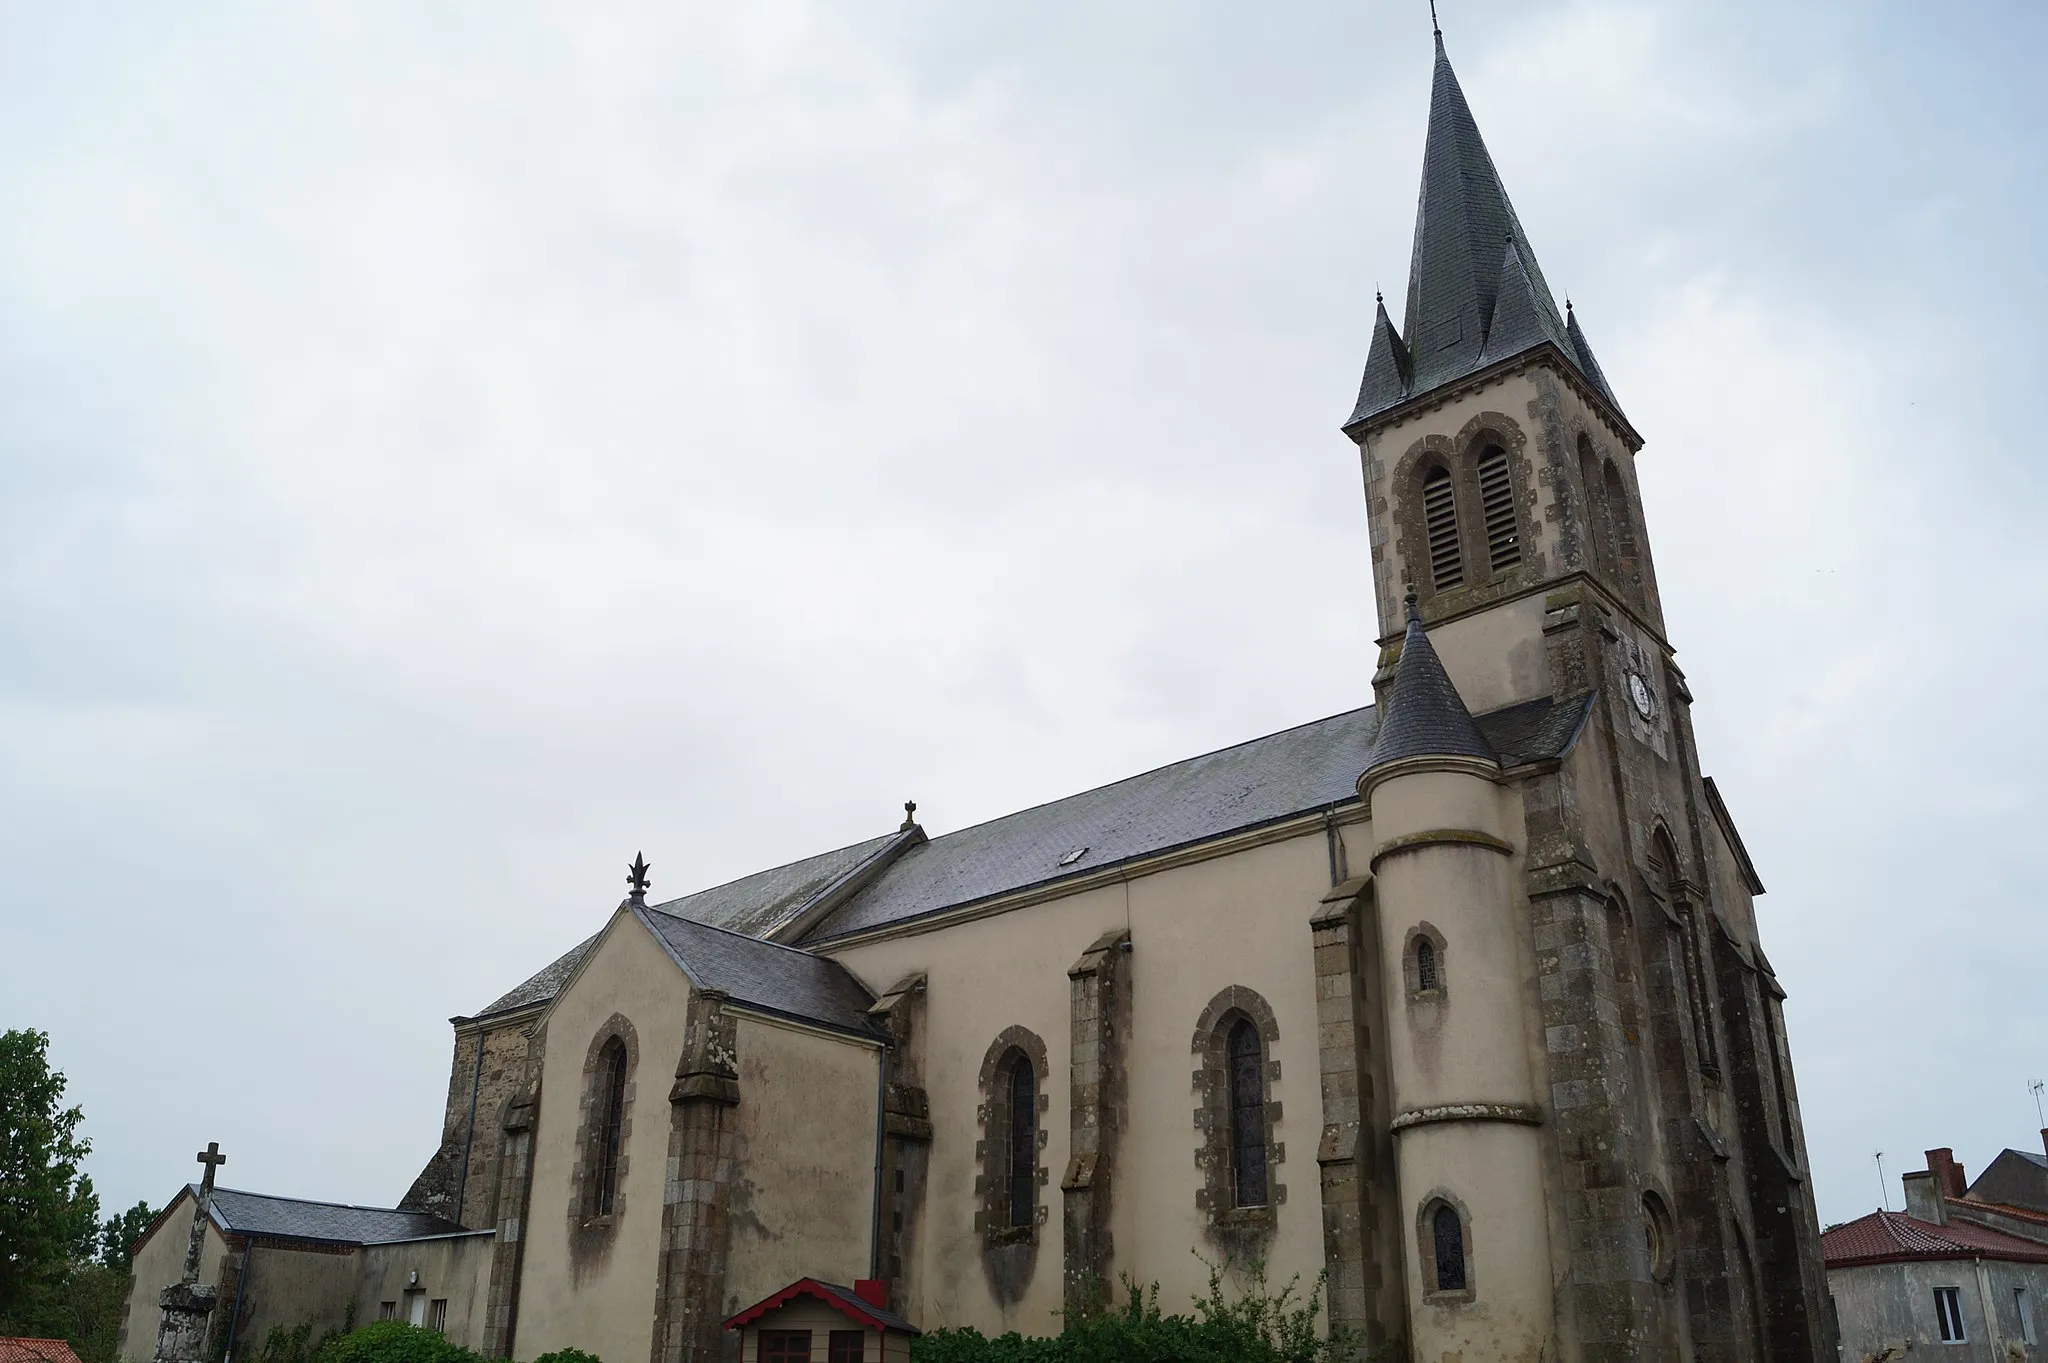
3 0 2043 1238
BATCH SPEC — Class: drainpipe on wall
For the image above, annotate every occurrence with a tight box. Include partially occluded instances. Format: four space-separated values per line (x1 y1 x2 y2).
453 1029 485 1226
220 1237 252 1363
869 1043 890 1282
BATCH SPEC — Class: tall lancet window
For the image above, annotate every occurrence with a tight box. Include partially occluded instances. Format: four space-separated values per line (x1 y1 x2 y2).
1228 1019 1269 1207
1422 465 1463 590
1007 1055 1036 1227
591 1036 627 1216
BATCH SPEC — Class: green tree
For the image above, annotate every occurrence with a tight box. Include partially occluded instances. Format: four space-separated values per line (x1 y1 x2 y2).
0 1028 102 1334
98 1201 156 1275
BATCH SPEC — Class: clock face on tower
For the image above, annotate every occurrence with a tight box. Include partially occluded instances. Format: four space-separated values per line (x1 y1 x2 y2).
1626 671 1656 721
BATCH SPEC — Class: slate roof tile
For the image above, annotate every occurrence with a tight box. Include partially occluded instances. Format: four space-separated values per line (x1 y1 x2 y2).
195 1186 472 1245
640 908 881 1037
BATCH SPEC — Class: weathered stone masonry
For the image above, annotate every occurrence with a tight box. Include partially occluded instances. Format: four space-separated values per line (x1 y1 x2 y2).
650 991 741 1363
1060 929 1129 1316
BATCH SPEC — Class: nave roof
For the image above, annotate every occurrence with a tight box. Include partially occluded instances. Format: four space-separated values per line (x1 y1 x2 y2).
472 690 1591 1013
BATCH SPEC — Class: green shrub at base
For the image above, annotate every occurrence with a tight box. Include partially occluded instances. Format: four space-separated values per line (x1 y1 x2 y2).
313 1322 487 1363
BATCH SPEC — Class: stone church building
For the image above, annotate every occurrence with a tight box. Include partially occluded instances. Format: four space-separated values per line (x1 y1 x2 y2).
122 31 1832 1363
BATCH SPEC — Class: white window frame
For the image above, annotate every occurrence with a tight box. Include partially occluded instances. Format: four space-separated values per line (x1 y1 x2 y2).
2018 1286 2035 1346
1934 1284 1966 1343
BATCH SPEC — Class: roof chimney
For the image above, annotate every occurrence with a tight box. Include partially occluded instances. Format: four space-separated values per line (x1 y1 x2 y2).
1927 1147 1968 1199
1901 1170 1944 1225
852 1279 888 1310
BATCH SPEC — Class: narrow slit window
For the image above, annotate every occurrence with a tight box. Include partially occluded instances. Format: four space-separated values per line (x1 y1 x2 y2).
1227 1019 1268 1207
1007 1056 1036 1227
1432 1204 1466 1292
1415 938 1439 992
591 1036 627 1216
1935 1285 1966 1342
1477 447 1520 571
1422 465 1463 590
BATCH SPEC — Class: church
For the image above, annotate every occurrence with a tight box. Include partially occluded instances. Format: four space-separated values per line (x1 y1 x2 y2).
120 30 1833 1363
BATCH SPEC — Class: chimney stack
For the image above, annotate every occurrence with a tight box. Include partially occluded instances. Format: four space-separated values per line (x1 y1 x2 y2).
1927 1147 1968 1199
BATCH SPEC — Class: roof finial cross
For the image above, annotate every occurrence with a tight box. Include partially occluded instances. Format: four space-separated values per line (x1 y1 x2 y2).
626 852 651 903
901 800 918 831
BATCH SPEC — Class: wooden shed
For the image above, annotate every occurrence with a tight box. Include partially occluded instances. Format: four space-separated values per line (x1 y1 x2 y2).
722 1278 918 1363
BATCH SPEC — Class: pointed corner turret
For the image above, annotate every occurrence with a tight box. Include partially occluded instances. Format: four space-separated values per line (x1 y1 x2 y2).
1349 293 1414 427
1361 592 1498 789
1565 301 1619 405
1481 235 1571 364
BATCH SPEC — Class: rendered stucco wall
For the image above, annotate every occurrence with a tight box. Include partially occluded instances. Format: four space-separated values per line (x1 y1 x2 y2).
517 913 690 1363
355 1234 495 1354
722 1014 881 1315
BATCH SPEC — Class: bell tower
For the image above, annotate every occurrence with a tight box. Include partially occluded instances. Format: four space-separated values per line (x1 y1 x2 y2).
1345 28 1833 1363
1349 31 1662 721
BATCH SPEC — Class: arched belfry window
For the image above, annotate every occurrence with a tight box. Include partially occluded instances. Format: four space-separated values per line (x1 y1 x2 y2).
1431 1203 1467 1293
590 1036 627 1217
1422 464 1463 591
1603 459 1642 600
1227 1019 1268 1208
1006 1053 1036 1227
1650 828 1718 1077
1476 445 1519 571
1577 434 1610 578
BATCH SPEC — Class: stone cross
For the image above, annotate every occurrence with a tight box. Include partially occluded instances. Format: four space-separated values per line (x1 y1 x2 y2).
155 1143 225 1363
182 1143 226 1285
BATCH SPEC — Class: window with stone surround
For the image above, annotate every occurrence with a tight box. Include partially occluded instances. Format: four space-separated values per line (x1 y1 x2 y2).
1192 986 1283 1232
1418 1194 1474 1301
1649 829 1717 1078
976 1027 1048 1244
571 1014 639 1231
1405 923 1447 999
1602 459 1643 603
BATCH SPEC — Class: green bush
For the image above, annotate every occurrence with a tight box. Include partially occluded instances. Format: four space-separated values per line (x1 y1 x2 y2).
313 1322 486 1363
532 1350 603 1363
913 1261 1366 1363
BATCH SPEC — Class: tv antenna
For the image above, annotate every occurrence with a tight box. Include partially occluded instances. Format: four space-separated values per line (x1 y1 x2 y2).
1874 1150 1890 1211
2031 1078 2044 1127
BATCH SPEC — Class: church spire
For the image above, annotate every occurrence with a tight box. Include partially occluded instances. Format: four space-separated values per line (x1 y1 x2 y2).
1363 592 1497 776
1347 34 1622 429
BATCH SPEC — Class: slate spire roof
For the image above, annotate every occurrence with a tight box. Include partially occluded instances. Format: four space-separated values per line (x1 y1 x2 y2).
1363 594 1497 775
1349 34 1624 429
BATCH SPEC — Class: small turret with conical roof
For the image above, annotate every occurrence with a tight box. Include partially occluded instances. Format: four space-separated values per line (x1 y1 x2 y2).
1361 590 1496 783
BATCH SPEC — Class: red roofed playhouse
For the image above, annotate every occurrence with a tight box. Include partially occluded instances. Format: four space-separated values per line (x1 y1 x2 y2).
722 1279 918 1363
1825 1139 2048 1358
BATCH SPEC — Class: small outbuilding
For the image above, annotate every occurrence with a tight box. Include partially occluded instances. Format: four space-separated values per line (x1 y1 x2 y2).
722 1279 918 1363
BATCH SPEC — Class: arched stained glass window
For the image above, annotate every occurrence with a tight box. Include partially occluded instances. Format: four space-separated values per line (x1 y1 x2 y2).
1416 937 1439 992
1007 1056 1036 1227
1432 1203 1466 1292
591 1036 627 1216
1227 1019 1268 1208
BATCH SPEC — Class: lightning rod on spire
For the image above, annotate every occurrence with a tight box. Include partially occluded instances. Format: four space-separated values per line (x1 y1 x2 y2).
1430 0 1441 37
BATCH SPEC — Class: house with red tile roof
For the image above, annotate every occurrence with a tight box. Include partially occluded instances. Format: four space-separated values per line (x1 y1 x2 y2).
1826 1143 2048 1361
0 1340 84 1363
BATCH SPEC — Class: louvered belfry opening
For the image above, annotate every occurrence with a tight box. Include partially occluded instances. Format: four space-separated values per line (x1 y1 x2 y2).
1422 465 1463 590
1477 446 1520 571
